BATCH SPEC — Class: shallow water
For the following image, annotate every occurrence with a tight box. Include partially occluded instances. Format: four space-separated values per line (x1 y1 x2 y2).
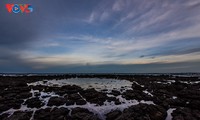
1 78 155 120
28 78 133 92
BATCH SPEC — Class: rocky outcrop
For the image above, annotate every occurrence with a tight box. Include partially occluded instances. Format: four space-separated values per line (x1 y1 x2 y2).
24 97 44 108
47 97 66 106
106 104 167 120
71 107 100 120
172 107 200 120
2 111 32 120
106 110 122 120
80 88 108 105
34 107 70 120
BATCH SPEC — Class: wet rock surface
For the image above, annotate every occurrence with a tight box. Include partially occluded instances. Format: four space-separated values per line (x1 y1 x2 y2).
122 89 153 101
25 97 44 108
47 97 66 106
172 107 200 120
0 74 200 120
67 93 87 105
106 110 122 120
0 85 31 113
80 88 108 105
2 111 33 120
34 107 70 120
107 103 167 120
71 107 100 120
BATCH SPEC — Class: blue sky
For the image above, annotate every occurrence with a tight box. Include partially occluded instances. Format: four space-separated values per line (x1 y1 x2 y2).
0 0 200 73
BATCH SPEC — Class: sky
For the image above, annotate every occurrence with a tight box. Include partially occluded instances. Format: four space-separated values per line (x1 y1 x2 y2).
0 0 200 73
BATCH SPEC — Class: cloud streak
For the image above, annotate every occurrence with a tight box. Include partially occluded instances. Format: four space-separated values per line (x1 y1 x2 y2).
0 0 200 72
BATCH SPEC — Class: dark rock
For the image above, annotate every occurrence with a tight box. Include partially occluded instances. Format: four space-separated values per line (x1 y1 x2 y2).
18 86 31 92
187 100 200 110
51 85 83 96
114 103 167 120
30 85 45 92
114 100 121 105
34 92 41 97
55 90 67 96
177 89 200 100
67 93 86 105
34 107 70 120
71 112 100 120
132 82 145 90
122 90 136 100
0 74 200 120
65 100 75 106
71 107 91 114
68 93 82 100
161 98 187 109
50 107 70 120
24 97 44 108
4 111 32 120
61 85 83 94
8 99 24 109
76 99 87 105
43 86 60 93
17 92 32 99
47 97 66 106
106 110 122 120
15 82 28 87
34 108 51 120
0 104 11 113
80 88 107 105
4 93 16 100
0 113 9 120
172 107 200 120
107 97 116 102
0 98 23 110
101 89 108 92
153 89 172 98
122 90 152 101
71 107 100 120
0 96 3 102
43 80 48 84
107 97 121 105
111 90 121 96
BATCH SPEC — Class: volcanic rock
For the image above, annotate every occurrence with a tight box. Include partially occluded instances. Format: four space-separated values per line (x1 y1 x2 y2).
25 97 44 108
34 107 69 120
172 107 200 120
71 107 100 120
3 111 32 120
80 88 108 105
106 110 122 120
47 97 66 106
113 103 167 120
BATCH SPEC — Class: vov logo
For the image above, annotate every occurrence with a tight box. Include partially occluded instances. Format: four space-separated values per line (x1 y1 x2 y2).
6 4 33 13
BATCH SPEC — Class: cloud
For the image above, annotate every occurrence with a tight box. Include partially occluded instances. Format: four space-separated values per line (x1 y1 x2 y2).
0 0 200 72
144 37 200 57
109 0 200 37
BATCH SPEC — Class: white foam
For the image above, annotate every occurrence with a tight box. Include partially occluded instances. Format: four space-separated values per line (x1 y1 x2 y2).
143 90 154 97
172 96 177 99
166 108 176 120
180 81 200 84
156 80 200 85
133 81 144 87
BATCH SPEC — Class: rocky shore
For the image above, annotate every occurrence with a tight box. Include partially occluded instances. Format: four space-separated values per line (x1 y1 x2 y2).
0 74 200 120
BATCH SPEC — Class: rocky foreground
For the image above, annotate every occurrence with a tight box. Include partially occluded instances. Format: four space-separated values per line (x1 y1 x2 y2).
0 74 200 120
